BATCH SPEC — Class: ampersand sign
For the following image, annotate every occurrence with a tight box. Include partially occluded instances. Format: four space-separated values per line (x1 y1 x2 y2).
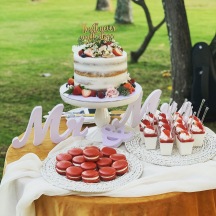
101 125 133 148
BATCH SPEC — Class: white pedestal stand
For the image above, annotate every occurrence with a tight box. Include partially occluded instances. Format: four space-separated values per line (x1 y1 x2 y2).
59 83 142 142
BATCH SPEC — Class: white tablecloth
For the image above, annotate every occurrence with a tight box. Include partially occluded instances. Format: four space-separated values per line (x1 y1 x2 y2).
1 128 216 216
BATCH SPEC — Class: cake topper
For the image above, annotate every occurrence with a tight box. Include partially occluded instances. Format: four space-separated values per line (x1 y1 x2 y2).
78 23 116 44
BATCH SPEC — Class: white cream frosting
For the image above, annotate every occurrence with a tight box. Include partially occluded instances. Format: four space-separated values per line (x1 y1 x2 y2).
160 130 171 141
144 127 155 134
145 115 155 124
175 126 185 133
179 132 192 140
116 166 128 173
74 72 129 90
82 176 99 181
73 49 129 90
191 124 203 132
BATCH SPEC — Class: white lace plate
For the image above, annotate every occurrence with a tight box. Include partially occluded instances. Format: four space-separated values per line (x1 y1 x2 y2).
125 132 216 166
41 144 143 193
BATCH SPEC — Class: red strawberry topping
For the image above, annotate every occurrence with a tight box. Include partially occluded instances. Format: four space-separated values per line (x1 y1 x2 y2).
67 77 74 85
90 90 97 97
97 91 105 99
163 129 171 137
195 121 204 130
162 124 171 130
112 47 123 56
84 48 93 57
176 123 186 130
81 89 91 98
159 113 166 119
72 85 82 95
78 49 84 56
141 119 151 126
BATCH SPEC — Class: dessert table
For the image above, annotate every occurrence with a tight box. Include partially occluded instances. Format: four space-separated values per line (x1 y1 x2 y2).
2 118 216 216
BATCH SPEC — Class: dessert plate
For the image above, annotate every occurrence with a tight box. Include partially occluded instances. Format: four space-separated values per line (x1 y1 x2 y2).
125 132 216 166
41 144 143 193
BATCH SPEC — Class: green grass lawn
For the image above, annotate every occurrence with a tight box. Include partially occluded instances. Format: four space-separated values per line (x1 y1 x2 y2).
0 0 216 178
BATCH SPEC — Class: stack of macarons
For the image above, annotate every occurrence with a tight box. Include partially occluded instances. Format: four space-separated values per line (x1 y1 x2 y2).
55 146 129 183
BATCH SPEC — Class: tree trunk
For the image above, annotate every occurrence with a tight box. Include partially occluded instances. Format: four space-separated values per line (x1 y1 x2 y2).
162 0 192 106
130 0 165 63
115 0 133 24
96 0 110 11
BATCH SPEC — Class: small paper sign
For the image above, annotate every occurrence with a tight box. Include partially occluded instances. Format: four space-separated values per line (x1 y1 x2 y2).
78 23 116 44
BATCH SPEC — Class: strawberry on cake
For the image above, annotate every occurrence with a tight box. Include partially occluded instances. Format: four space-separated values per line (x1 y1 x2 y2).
176 130 194 155
159 129 174 155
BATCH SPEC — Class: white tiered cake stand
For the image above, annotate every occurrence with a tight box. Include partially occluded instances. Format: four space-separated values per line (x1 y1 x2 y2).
59 83 142 142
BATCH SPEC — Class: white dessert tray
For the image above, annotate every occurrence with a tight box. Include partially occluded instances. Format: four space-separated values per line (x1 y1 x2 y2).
125 132 216 166
41 143 143 193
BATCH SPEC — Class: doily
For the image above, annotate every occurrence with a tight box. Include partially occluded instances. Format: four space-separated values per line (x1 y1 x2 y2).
125 132 216 166
41 143 143 193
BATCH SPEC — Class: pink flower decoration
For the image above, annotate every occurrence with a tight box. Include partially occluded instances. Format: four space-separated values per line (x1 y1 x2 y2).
105 87 119 98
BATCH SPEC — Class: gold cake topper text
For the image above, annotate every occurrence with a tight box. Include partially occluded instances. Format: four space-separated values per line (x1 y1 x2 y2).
78 23 116 44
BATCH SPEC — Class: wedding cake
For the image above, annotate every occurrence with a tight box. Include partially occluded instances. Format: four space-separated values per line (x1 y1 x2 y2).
66 23 135 98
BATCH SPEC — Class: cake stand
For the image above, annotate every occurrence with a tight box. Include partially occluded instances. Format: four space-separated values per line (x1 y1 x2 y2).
59 83 142 142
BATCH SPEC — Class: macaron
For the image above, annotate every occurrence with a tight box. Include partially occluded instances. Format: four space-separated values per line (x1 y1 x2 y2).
66 166 83 181
83 148 100 162
72 155 85 166
101 147 117 157
67 148 83 157
81 161 97 171
82 170 100 183
55 160 72 175
112 160 128 176
97 157 113 168
84 146 100 151
110 153 126 162
99 167 116 181
56 153 72 162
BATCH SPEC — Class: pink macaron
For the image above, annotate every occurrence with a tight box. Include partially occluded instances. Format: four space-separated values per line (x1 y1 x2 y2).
67 148 83 158
80 161 97 171
101 147 117 157
97 157 113 168
83 148 100 162
56 153 72 162
99 167 116 181
55 160 72 175
82 170 100 183
66 166 83 181
110 153 126 162
112 160 128 176
72 155 85 166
